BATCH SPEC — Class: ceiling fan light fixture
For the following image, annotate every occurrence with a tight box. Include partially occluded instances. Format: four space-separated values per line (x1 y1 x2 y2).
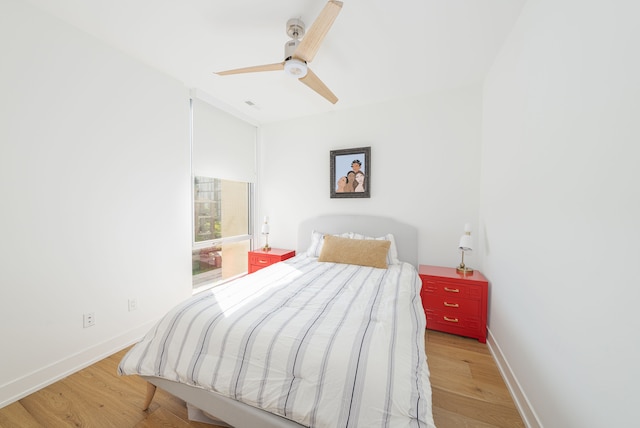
284 58 308 78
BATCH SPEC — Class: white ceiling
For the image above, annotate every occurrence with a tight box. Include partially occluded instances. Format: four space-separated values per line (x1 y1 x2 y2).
23 0 526 124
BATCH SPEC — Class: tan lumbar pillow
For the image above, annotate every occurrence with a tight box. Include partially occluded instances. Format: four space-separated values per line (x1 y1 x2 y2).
318 234 391 269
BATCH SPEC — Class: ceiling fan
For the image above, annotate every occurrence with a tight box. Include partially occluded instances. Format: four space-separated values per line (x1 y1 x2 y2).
215 0 343 104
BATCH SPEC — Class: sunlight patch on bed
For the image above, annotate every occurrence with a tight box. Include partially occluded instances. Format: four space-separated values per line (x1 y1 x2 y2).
210 263 303 317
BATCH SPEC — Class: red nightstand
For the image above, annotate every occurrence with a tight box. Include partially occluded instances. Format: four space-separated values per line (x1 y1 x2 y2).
418 265 489 343
248 248 295 274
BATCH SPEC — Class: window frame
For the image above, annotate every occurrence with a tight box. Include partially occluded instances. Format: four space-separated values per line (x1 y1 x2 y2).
189 96 256 291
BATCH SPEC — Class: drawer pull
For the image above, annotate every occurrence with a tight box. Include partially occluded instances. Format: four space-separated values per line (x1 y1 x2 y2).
444 302 459 308
258 260 268 264
443 316 459 323
444 287 460 293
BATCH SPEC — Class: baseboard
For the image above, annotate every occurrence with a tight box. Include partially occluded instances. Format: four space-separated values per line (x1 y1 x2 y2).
0 321 156 409
486 328 543 428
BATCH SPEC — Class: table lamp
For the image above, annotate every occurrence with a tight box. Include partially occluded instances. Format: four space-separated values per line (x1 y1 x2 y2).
456 223 473 274
261 216 271 251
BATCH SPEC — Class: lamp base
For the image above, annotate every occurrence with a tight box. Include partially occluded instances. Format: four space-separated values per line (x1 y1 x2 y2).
456 264 473 274
262 245 271 252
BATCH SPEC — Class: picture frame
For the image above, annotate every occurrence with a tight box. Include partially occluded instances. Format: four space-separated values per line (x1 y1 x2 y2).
330 146 371 198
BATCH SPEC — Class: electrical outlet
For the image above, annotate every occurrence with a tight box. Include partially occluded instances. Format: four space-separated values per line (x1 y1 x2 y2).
128 298 138 312
83 312 95 328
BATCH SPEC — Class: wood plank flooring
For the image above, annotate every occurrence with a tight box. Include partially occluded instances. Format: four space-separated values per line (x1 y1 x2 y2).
426 331 524 427
0 330 524 427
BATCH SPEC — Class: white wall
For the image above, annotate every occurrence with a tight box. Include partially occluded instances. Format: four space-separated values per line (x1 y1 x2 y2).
259 85 484 266
481 1 640 426
0 0 192 406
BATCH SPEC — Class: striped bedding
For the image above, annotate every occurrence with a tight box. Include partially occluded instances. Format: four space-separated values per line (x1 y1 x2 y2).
118 254 435 428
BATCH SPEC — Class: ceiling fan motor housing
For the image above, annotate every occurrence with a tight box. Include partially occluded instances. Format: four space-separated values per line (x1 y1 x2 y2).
284 18 305 61
284 38 301 60
284 18 307 77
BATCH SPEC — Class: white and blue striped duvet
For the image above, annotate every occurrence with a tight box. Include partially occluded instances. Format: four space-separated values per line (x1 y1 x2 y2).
119 255 435 428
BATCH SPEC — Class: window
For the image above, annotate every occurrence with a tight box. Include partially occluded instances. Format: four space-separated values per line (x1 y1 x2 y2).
192 177 252 288
190 94 256 290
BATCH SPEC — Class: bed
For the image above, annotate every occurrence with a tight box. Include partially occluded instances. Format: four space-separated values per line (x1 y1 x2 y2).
118 215 435 427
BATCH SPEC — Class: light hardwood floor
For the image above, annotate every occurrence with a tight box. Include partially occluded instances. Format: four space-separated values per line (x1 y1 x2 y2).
0 330 524 428
426 331 524 427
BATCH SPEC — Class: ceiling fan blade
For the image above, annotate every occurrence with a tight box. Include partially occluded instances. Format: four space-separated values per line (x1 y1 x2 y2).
294 0 343 63
299 68 338 104
215 62 284 76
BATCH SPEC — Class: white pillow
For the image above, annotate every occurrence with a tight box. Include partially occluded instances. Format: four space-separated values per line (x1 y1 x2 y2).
350 233 400 265
306 230 351 257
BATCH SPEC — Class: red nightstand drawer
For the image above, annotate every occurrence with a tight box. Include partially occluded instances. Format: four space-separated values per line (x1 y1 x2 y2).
425 294 481 317
425 311 482 336
249 253 278 266
422 279 482 300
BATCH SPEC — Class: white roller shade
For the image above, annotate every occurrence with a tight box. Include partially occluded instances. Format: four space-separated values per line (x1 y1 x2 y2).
192 97 256 182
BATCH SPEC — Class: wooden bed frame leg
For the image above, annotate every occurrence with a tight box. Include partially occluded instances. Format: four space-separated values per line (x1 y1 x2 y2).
142 382 157 411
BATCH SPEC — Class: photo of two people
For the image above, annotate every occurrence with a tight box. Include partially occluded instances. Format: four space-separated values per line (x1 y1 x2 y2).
335 158 365 193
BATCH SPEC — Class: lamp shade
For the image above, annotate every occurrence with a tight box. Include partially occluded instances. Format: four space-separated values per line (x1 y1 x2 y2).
458 234 473 251
261 223 270 234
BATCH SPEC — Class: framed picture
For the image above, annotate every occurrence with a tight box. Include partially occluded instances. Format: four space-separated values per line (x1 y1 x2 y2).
330 146 371 198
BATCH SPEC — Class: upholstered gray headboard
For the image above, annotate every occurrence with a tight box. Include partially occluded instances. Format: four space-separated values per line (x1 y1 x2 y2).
297 214 418 267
